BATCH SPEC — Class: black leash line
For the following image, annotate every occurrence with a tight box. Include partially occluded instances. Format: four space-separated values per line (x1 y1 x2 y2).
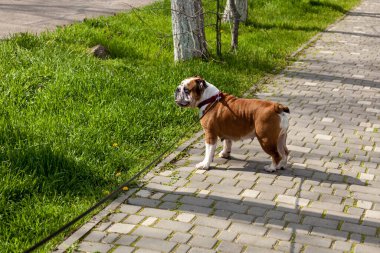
24 96 222 252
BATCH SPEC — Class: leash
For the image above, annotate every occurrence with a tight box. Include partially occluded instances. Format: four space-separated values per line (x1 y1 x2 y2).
24 96 223 252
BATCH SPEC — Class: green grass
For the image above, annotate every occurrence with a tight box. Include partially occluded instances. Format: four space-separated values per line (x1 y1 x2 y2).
0 0 359 251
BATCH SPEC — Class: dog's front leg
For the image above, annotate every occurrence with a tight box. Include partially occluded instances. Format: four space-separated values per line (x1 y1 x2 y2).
196 132 217 170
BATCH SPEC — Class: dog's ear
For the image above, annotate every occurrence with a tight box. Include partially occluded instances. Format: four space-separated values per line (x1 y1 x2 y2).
195 77 208 91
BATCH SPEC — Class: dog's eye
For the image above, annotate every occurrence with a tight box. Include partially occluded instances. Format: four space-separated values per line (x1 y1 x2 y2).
184 88 190 94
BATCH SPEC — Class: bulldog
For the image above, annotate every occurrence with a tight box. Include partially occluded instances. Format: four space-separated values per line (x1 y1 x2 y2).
174 76 290 172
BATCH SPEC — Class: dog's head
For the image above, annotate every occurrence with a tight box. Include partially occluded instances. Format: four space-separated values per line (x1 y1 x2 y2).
174 76 208 108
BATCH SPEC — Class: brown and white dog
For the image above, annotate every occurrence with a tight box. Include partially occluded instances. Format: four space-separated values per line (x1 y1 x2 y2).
174 76 290 172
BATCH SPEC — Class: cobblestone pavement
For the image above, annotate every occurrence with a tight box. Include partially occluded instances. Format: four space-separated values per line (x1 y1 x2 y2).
57 0 380 252
0 0 156 39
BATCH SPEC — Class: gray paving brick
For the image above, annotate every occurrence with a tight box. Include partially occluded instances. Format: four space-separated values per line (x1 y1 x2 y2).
214 201 249 214
303 216 339 229
324 210 361 224
78 242 113 253
180 196 214 207
109 213 128 223
294 234 332 248
176 244 191 253
209 184 243 195
217 241 243 253
155 220 193 233
170 232 192 244
189 235 217 249
341 222 377 236
139 208 176 219
101 233 119 244
124 215 145 225
265 210 284 219
299 190 320 201
135 237 176 252
191 225 218 237
113 245 134 253
188 247 216 253
319 194 343 204
114 235 138 245
276 241 303 253
285 223 311 234
266 228 292 241
83 231 106 242
258 191 277 201
132 226 172 239
236 234 277 248
333 241 352 251
229 223 267 236
309 201 345 212
266 218 286 229
179 204 213 215
194 216 231 229
311 226 349 241
284 213 302 223
245 246 283 253
107 223 135 234
276 195 310 206
119 204 142 214
253 183 287 194
247 207 268 216
217 231 238 241
230 213 255 223
304 245 343 253
354 244 380 253
128 197 161 208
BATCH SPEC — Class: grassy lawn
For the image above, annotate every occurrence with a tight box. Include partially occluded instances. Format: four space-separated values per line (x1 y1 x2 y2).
0 0 359 251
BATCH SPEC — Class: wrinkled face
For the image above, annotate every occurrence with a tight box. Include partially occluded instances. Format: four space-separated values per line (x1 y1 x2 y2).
174 77 207 108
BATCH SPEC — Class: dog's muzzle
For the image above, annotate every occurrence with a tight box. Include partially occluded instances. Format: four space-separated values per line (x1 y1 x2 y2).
174 86 191 107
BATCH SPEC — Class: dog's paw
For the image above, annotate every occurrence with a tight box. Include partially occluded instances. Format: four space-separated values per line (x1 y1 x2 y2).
218 151 230 159
264 165 276 172
196 161 210 170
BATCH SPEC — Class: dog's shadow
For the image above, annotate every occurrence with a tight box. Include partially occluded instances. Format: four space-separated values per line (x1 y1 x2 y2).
189 154 366 187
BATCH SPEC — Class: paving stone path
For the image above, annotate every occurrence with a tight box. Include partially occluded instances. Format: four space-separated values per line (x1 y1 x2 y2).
56 0 380 252
0 0 156 39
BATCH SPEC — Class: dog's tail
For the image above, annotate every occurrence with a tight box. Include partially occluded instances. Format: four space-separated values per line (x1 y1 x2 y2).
275 103 290 114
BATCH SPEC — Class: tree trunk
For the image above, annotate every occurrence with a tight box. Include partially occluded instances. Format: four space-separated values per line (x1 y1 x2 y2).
171 0 208 61
223 0 248 23
229 0 239 51
216 0 222 57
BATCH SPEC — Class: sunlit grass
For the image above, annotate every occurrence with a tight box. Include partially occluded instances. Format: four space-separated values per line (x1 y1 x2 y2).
0 0 359 251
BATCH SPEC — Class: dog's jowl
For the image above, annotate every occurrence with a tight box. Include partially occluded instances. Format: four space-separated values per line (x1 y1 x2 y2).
175 76 290 172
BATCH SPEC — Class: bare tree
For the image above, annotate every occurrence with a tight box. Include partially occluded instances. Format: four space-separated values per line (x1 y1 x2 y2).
223 0 248 23
171 0 208 61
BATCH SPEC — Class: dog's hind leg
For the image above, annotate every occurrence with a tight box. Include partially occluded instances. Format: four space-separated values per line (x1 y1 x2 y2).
277 132 288 169
257 138 282 172
219 139 232 158
277 112 289 169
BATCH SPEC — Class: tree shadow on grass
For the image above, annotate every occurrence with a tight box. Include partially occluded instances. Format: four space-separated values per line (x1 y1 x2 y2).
245 21 323 33
0 126 110 201
309 0 347 13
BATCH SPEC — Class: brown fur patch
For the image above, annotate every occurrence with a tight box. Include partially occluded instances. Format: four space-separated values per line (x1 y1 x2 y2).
200 93 286 166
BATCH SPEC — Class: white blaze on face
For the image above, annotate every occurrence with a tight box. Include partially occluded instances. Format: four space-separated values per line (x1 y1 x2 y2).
175 79 192 107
